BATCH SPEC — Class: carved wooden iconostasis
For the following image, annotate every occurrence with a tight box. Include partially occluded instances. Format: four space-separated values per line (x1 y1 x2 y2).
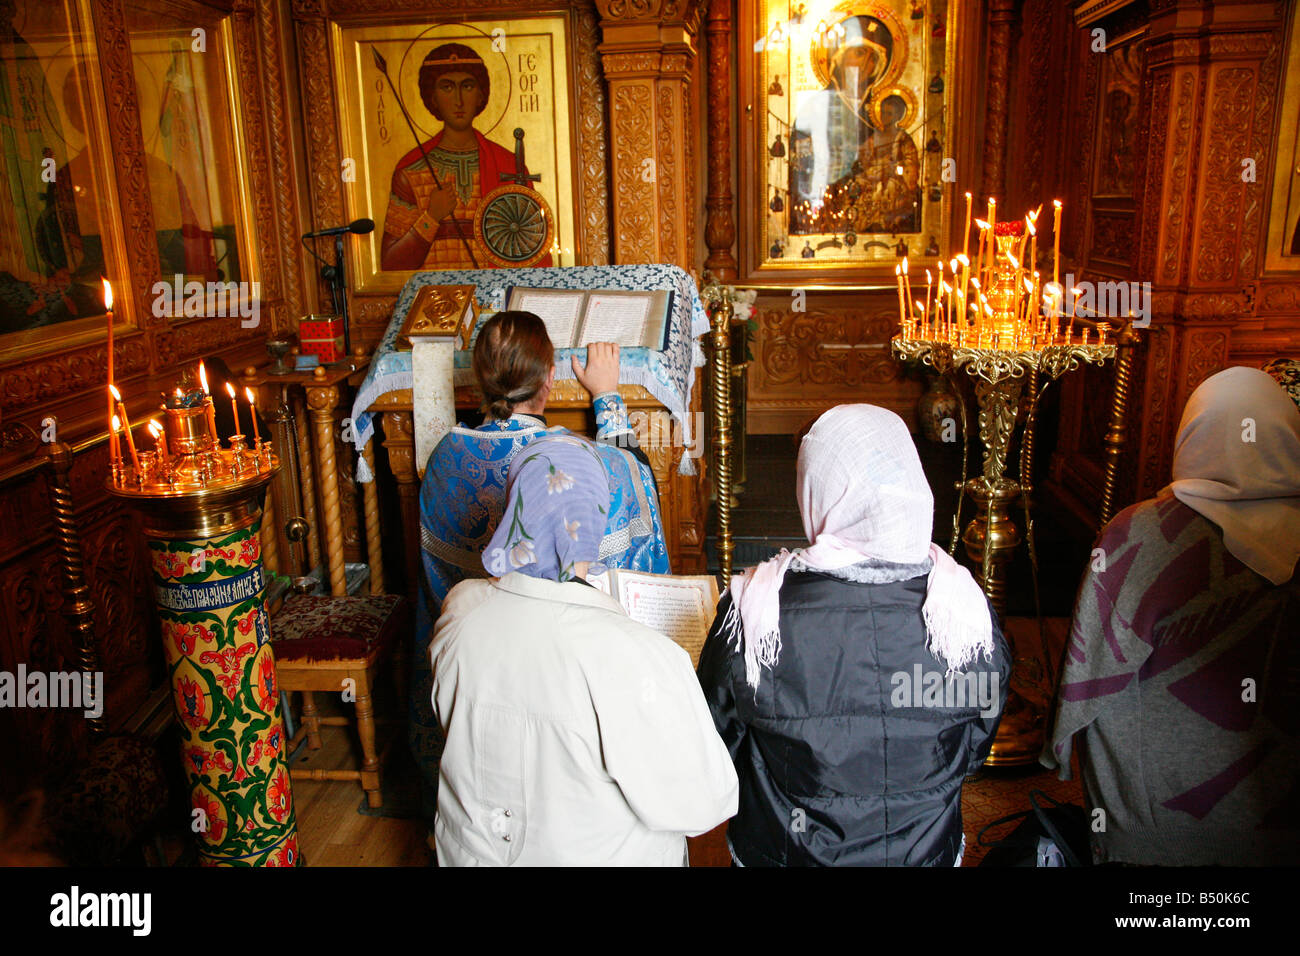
292 0 714 578
1030 0 1300 534
0 0 310 784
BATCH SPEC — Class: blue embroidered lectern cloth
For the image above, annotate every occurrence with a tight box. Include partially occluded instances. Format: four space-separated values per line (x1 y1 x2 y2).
350 264 709 479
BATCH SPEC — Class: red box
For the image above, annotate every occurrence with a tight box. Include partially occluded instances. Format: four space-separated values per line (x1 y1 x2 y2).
299 336 345 363
299 315 343 340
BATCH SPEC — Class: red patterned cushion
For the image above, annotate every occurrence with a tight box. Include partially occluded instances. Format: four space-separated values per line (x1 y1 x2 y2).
271 594 407 664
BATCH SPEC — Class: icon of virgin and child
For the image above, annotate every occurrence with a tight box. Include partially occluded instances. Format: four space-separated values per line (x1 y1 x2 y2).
380 42 550 271
787 15 921 237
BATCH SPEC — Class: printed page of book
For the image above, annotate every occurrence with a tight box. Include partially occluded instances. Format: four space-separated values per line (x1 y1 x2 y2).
614 571 719 668
577 291 657 348
586 568 615 596
508 288 587 346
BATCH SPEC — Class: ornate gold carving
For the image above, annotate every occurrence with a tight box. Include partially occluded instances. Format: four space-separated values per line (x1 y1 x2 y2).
756 306 902 388
982 0 1017 201
610 82 658 261
95 0 164 325
656 82 679 265
702 0 735 278
1161 71 1196 282
574 2 612 265
1259 283 1300 313
1185 329 1228 392
602 51 665 74
397 285 475 346
1091 212 1135 263
1196 67 1254 284
1182 293 1252 317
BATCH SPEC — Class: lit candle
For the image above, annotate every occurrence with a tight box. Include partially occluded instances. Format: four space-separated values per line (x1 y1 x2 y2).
895 265 907 331
901 258 913 326
198 361 219 442
245 387 261 444
962 191 972 262
1027 212 1039 276
111 415 122 476
924 269 933 331
148 419 168 466
1052 200 1063 289
974 221 989 290
103 279 119 464
225 382 240 437
956 253 971 316
111 386 141 473
986 198 997 280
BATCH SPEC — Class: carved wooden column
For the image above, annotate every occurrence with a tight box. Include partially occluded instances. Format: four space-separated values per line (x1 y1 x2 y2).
361 443 385 595
1125 3 1278 499
596 0 701 269
703 0 737 280
291 394 323 571
381 411 421 603
982 0 1017 203
305 384 347 597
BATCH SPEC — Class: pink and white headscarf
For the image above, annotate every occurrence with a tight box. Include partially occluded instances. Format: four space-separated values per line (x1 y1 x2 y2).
721 404 994 692
1166 366 1300 586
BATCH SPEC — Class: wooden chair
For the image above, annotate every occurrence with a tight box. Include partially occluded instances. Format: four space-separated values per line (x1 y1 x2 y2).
270 594 407 808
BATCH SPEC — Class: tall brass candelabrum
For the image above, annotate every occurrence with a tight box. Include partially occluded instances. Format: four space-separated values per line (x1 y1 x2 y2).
892 333 1121 766
107 389 301 866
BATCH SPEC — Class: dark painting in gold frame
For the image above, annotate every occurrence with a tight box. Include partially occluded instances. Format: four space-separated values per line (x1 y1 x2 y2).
121 0 258 288
739 0 976 283
0 0 132 359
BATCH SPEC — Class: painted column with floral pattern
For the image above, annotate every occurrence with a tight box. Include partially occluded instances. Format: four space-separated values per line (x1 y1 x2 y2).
149 517 300 866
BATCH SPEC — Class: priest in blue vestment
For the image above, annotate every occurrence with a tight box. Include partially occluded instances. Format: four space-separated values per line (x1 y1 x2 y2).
410 311 671 830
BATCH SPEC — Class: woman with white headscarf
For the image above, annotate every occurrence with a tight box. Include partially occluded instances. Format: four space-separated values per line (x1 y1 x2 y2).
430 434 737 866
697 404 1010 866
1044 366 1300 866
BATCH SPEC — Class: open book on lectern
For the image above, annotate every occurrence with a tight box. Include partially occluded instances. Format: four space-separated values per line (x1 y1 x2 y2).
505 286 674 351
586 568 719 668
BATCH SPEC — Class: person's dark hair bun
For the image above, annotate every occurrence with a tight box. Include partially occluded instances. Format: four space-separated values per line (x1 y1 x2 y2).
473 311 554 421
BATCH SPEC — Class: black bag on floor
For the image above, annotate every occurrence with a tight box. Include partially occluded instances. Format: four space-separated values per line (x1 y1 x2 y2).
977 789 1090 867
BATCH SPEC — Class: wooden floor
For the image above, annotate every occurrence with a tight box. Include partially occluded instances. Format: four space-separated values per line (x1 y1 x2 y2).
285 616 1076 867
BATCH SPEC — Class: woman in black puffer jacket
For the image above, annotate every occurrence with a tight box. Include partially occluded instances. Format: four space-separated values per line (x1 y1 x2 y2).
697 404 1010 866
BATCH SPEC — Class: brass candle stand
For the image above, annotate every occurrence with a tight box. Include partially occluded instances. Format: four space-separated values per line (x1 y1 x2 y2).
892 331 1124 766
106 384 302 866
706 289 736 589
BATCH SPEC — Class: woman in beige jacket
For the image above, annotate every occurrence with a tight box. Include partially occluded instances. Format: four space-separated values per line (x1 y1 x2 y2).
429 434 738 865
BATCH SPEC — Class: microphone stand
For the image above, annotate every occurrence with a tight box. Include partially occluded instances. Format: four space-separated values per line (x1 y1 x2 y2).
318 236 352 364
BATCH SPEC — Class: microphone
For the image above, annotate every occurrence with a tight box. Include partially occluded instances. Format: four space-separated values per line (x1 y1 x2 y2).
303 218 375 239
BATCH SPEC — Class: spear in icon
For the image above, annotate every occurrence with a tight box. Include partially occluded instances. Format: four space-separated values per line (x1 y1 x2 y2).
372 46 479 268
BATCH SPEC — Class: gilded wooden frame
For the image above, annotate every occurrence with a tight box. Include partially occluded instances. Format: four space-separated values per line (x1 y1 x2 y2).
0 0 135 363
330 13 578 293
1264 0 1300 274
122 1 262 292
737 0 977 284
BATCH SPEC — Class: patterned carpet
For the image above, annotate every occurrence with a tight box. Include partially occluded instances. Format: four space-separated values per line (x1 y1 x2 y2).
961 760 1083 867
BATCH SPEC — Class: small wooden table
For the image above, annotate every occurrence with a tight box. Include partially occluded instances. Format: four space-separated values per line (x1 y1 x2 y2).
241 361 375 598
